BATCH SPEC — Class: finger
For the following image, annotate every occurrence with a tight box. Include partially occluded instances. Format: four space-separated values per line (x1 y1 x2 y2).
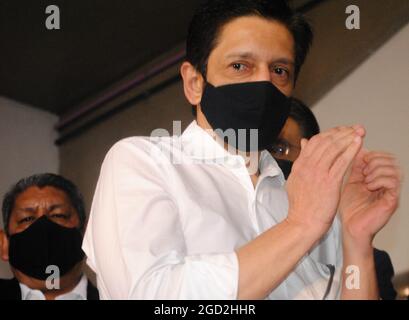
363 157 398 175
352 124 366 138
329 135 362 179
364 152 396 163
321 125 364 137
365 166 400 183
366 176 400 192
318 132 362 170
302 126 353 154
350 147 369 173
302 127 357 162
382 187 401 208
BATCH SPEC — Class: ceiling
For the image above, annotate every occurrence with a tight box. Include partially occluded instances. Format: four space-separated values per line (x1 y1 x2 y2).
0 0 314 115
0 0 202 114
1 0 407 117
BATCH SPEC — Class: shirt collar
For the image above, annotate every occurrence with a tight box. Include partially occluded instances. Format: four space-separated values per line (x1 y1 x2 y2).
181 121 284 182
181 120 234 161
259 150 286 183
19 274 88 300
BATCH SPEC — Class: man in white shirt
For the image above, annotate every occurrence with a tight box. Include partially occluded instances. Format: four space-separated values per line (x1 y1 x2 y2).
83 0 402 300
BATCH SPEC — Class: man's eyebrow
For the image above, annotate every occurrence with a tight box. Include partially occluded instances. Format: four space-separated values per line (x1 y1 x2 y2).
224 52 295 66
49 204 68 211
225 52 258 60
270 58 295 66
15 207 37 213
16 204 67 213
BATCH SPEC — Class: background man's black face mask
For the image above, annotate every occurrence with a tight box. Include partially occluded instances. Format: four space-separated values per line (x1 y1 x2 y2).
274 158 294 180
8 215 84 280
200 81 291 152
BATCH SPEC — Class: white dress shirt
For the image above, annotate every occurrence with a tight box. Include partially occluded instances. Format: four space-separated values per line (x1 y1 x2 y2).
20 274 88 300
83 120 343 300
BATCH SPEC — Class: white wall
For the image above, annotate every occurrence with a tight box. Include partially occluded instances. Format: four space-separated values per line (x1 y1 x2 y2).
0 97 59 278
312 23 409 275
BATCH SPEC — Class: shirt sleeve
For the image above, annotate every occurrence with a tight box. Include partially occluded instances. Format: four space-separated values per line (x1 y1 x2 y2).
82 138 239 300
306 215 343 300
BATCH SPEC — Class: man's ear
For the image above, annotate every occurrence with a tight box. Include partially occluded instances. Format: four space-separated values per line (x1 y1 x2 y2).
180 61 205 106
0 229 9 261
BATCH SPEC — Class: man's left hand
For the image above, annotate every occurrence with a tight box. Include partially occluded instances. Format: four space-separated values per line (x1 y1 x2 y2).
339 148 402 249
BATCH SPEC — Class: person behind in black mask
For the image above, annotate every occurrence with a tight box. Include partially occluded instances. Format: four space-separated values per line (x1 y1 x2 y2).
271 98 397 300
0 173 99 300
271 98 320 179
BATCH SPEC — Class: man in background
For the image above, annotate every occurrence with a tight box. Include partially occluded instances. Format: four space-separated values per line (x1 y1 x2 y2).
0 173 99 300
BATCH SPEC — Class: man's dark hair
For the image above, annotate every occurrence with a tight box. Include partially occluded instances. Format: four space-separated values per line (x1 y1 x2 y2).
289 97 320 139
186 0 313 116
2 173 86 234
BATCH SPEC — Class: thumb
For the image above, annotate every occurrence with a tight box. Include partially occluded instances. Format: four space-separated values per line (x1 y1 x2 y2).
301 138 308 150
345 145 367 183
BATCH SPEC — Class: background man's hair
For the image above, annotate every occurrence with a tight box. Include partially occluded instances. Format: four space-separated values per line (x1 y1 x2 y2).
289 97 320 138
2 173 86 234
186 0 313 116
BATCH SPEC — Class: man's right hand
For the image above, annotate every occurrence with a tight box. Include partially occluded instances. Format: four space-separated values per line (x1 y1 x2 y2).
285 125 365 237
237 125 365 299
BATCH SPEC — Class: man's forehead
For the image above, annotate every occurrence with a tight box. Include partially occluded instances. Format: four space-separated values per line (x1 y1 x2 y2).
280 118 302 141
14 186 70 208
213 16 294 61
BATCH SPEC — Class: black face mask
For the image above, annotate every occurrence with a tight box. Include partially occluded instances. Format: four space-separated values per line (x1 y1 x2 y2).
274 158 293 180
8 215 84 280
200 81 291 152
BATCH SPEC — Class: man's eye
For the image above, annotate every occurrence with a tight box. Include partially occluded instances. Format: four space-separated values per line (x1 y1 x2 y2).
232 63 246 71
51 213 69 219
271 144 287 155
19 216 35 224
273 67 288 77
